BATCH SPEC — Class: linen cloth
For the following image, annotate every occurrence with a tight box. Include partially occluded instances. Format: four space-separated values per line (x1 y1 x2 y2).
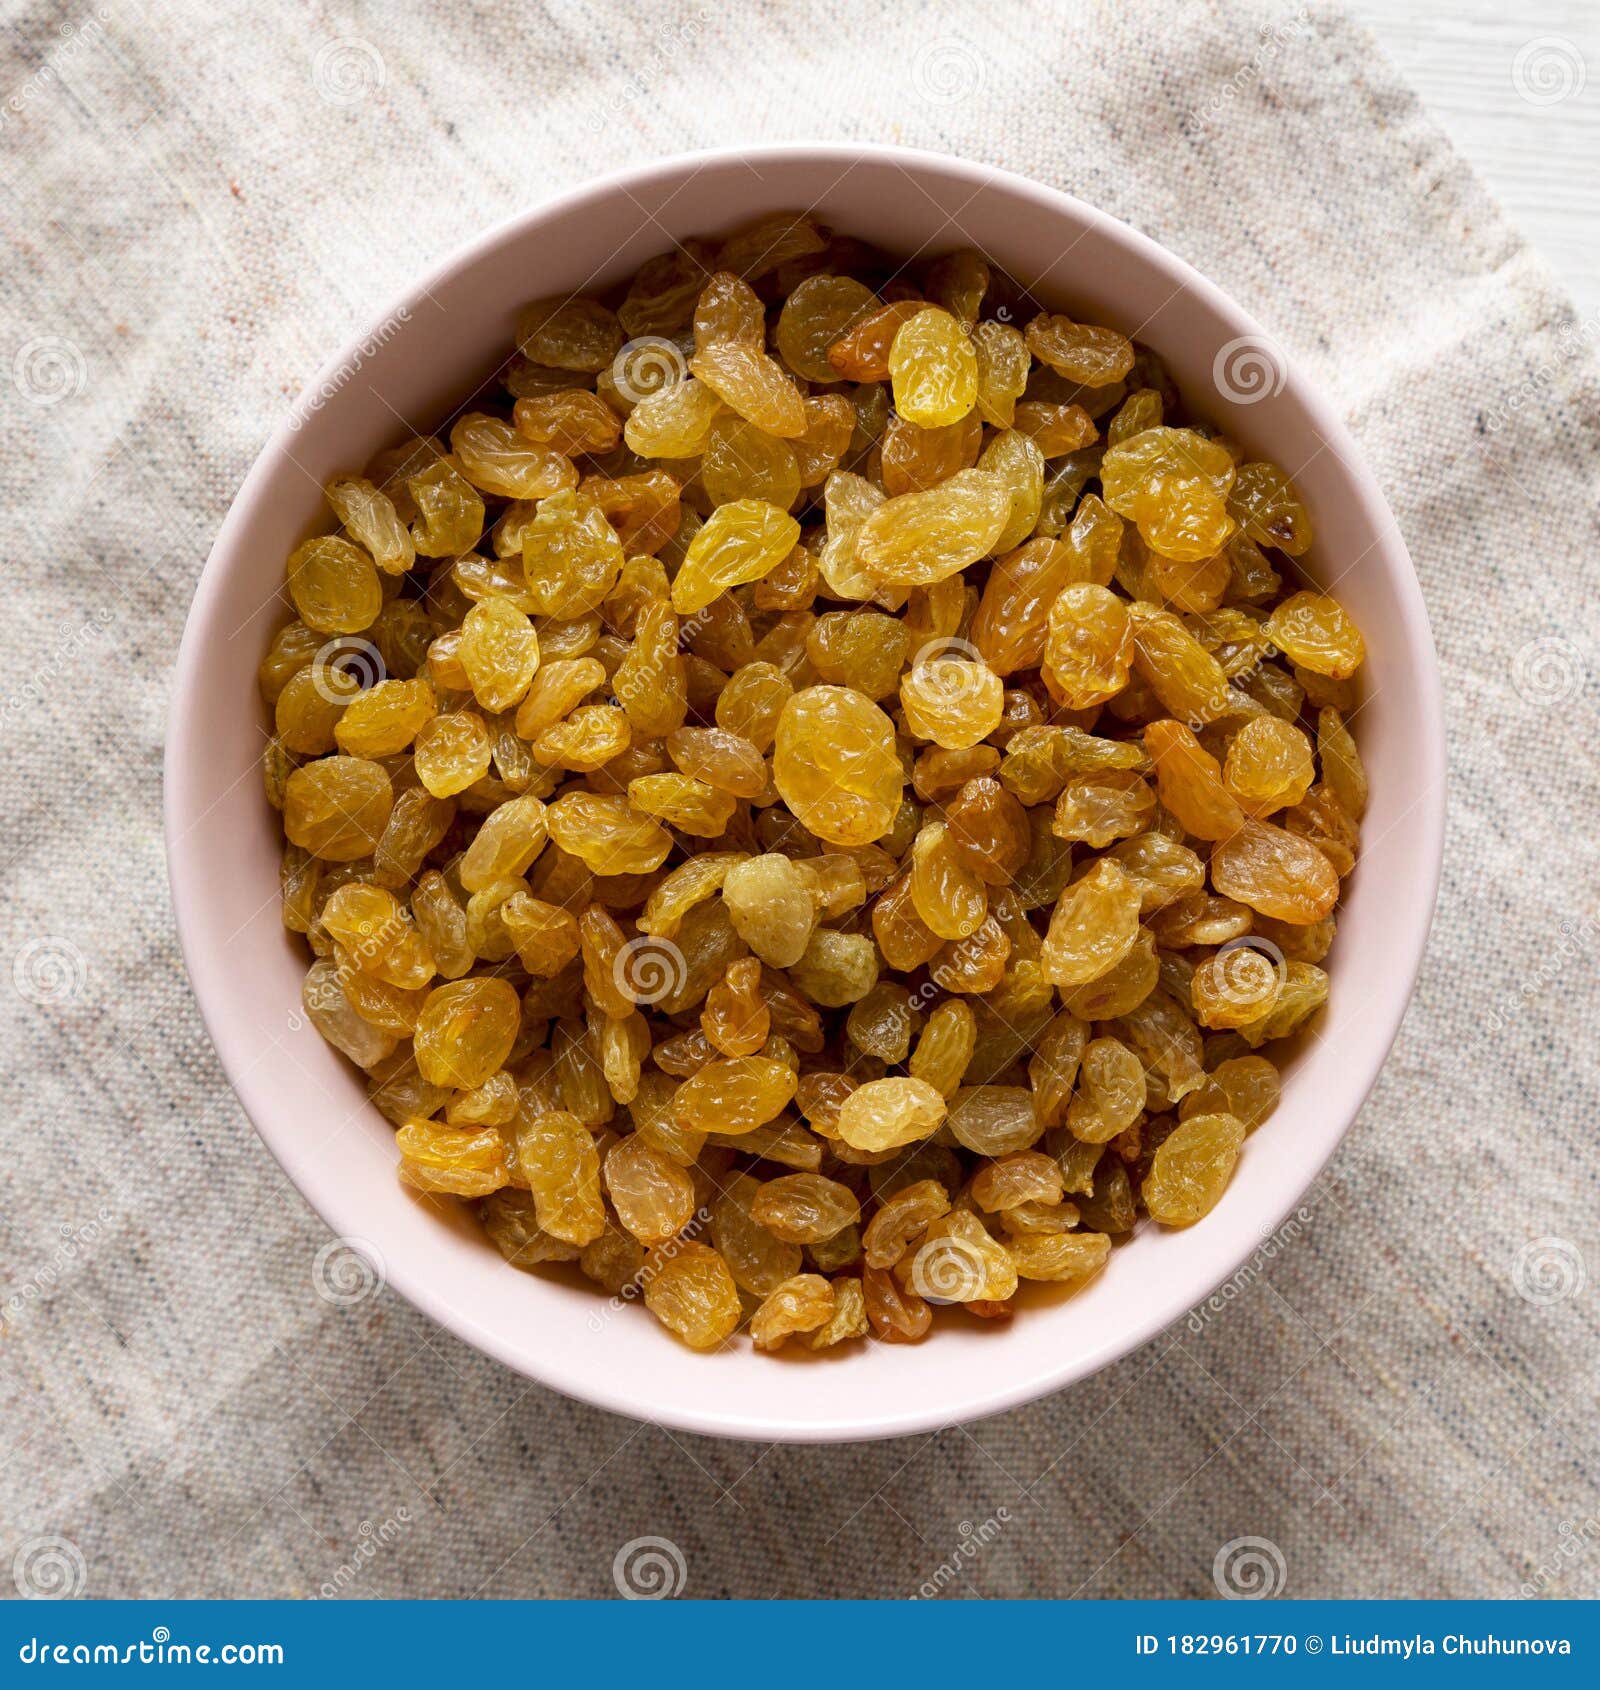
3 0 1597 1601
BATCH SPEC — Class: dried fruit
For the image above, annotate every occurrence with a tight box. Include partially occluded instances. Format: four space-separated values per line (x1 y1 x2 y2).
1041 860 1142 987
863 1264 932 1342
1102 427 1235 562
1211 819 1339 925
900 653 1003 749
1065 1037 1145 1143
451 413 575 500
772 686 903 846
1223 716 1315 816
327 476 414 575
624 377 723 458
268 226 1368 1356
888 308 979 427
672 499 800 614
909 821 988 940
546 792 672 875
413 710 494 799
863 1180 951 1268
397 1119 507 1197
751 1174 861 1243
605 1135 696 1245
1026 314 1134 385
751 1275 837 1351
642 1242 741 1349
689 341 806 437
1143 1112 1245 1225
414 978 521 1089
673 1056 797 1135
828 299 927 381
521 489 625 617
1010 1231 1110 1283
712 1173 803 1294
947 1085 1041 1156
1266 591 1366 679
909 1211 1017 1302
971 318 1030 426
460 597 540 713
1043 583 1132 708
1145 720 1244 841
334 678 436 758
287 537 382 635
854 470 1011 587
516 1110 606 1244
789 929 880 1007
909 999 977 1097
517 297 623 372
513 390 623 456
283 757 393 861
721 853 818 967
837 1076 946 1152
777 274 876 381
1228 461 1313 556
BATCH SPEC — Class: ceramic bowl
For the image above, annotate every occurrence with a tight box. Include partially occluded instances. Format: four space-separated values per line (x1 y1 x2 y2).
166 144 1446 1441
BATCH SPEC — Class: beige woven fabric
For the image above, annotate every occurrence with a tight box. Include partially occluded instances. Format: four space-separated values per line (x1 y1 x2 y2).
3 0 1597 1601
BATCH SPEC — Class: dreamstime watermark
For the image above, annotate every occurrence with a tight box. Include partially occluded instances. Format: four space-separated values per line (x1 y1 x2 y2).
1511 36 1587 107
611 936 688 1007
1212 334 1288 405
1342 908 1599 1187
610 336 689 406
1157 614 1287 736
907 908 1003 1013
1212 1535 1287 1599
0 8 109 132
316 1509 413 1598
586 1209 712 1334
310 637 385 704
911 1508 1012 1598
1187 1205 1313 1333
313 38 386 106
1481 307 1600 435
2 1209 115 1332
1184 11 1313 135
1471 917 1598 1045
1519 1517 1600 1597
1514 914 1599 1006
910 1234 987 1305
1510 635 1586 708
288 306 412 430
910 36 989 107
11 1535 87 1600
312 1237 388 1307
1207 934 1288 1018
1511 1237 1587 1308
11 937 87 1006
16 1632 281 1667
12 335 86 406
612 1535 687 1599
309 874 418 976
0 606 115 725
584 12 711 133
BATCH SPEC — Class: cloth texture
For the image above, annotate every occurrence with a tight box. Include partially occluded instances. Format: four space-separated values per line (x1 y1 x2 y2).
3 0 1598 1601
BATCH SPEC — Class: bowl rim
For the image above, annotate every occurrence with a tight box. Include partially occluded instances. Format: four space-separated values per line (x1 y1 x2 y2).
165 141 1448 1442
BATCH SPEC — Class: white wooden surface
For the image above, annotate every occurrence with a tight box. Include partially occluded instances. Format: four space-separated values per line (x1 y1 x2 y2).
1353 0 1600 319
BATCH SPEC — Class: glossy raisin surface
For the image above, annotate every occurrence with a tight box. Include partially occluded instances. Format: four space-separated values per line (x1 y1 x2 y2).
266 215 1366 1355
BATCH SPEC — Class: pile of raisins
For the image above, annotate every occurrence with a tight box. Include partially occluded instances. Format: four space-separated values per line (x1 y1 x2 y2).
262 212 1367 1353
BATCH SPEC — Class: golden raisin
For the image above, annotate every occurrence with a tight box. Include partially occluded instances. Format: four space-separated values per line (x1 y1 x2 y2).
267 227 1368 1358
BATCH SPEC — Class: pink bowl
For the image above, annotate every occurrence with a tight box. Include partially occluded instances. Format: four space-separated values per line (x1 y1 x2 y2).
166 144 1446 1441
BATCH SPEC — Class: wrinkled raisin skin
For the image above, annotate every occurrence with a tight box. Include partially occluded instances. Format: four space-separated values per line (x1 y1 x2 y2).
265 212 1365 1362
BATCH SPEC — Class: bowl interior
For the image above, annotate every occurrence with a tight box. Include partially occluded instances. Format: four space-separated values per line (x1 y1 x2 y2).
168 147 1444 1441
